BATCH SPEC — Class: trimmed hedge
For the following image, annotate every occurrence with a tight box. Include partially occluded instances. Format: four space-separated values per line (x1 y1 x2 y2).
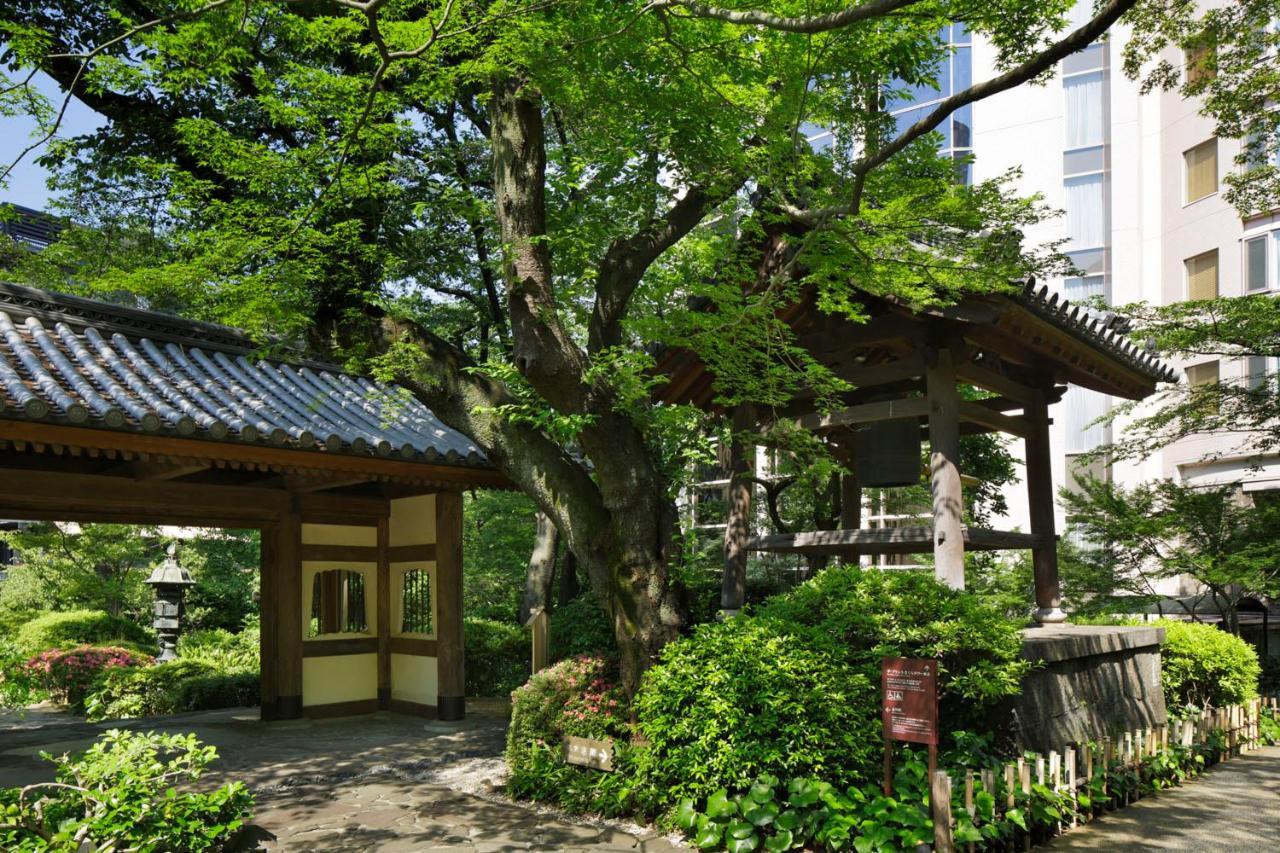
84 660 258 721
15 609 156 656
464 617 529 697
1158 619 1260 711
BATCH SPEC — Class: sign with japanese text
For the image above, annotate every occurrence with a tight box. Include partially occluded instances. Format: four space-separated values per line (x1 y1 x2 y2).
881 656 939 745
563 735 615 771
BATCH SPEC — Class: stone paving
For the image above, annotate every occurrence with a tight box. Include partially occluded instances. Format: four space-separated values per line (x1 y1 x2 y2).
1047 744 1280 851
0 702 681 851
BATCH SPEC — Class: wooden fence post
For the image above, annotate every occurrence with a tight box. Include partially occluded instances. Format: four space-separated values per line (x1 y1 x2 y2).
528 608 550 674
931 770 954 853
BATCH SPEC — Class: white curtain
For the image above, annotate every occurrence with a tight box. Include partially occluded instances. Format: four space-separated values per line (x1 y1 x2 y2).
1064 72 1104 149
1063 386 1110 453
1065 174 1105 250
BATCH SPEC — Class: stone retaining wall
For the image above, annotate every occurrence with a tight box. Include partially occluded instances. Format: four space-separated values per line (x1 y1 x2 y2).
1006 625 1166 753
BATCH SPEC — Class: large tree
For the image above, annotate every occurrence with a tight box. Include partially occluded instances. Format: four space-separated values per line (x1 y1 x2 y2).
3 0 1275 689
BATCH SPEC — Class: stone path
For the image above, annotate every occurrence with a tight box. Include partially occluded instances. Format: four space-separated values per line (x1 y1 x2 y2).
1047 745 1280 851
0 703 681 851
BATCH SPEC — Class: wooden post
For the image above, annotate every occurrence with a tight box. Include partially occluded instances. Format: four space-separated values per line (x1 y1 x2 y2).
261 510 302 720
435 491 465 721
926 347 964 589
1025 391 1066 623
377 516 390 710
528 608 550 674
833 430 862 567
721 404 755 616
930 770 954 853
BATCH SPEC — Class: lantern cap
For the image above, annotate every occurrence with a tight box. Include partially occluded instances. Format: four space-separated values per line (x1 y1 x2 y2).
144 543 195 587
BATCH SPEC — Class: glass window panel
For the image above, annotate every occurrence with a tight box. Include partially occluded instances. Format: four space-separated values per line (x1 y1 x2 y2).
1184 139 1218 202
1065 275 1108 313
1247 356 1270 391
1185 250 1219 300
1246 236 1269 291
1067 0 1097 31
1064 145 1106 176
953 104 972 148
1065 72 1105 149
953 47 971 92
1274 231 1280 287
893 105 930 136
1187 361 1220 415
1062 43 1106 75
1184 46 1215 85
951 22 971 45
1065 174 1106 250
1067 247 1107 275
952 152 973 186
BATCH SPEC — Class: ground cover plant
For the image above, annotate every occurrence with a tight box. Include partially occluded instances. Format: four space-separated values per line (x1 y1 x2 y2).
0 729 255 852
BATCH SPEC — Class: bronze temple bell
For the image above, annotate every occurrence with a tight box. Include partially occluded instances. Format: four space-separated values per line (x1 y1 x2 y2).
854 417 923 488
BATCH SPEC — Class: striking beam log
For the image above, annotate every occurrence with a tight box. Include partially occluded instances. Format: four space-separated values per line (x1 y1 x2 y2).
927 349 965 589
956 360 1040 404
958 401 1034 438
795 397 929 431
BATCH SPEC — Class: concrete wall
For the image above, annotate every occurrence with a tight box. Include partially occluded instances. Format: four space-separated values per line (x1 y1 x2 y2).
1005 625 1167 753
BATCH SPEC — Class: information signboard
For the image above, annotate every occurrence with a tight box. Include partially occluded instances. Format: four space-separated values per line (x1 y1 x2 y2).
881 656 939 746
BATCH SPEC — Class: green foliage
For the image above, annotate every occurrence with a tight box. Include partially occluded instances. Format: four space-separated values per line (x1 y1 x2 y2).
179 531 260 633
463 491 537 623
632 618 876 816
0 729 255 851
0 639 42 710
755 566 1031 720
1158 620 1261 711
0 524 163 622
14 609 156 656
83 660 258 722
23 646 152 712
464 617 528 697
1062 478 1280 627
1260 709 1280 746
176 627 260 674
549 593 616 662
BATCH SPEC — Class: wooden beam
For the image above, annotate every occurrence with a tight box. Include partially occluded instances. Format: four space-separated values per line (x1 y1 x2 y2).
0 420 510 489
828 357 925 390
955 360 1041 405
796 397 929 431
105 460 211 481
255 473 379 493
927 348 965 590
796 313 923 356
958 401 1034 438
273 510 303 719
1025 393 1066 624
748 526 1041 556
377 516 390 710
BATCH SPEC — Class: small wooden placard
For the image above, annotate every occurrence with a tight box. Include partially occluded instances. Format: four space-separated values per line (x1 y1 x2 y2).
563 735 614 771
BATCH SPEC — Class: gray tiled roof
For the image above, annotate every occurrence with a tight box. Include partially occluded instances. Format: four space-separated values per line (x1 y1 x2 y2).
1014 280 1178 384
0 283 487 466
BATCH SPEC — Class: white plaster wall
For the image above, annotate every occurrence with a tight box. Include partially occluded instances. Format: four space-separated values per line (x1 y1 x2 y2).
390 654 438 706
302 653 379 706
390 494 436 546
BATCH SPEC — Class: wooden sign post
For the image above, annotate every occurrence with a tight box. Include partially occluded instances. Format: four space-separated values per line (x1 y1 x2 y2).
882 656 950 851
527 608 550 674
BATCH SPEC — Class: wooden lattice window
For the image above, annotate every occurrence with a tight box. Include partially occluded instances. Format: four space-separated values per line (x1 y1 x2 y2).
400 569 433 635
308 569 368 636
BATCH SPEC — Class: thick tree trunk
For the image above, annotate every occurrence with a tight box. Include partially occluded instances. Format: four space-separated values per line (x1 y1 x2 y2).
557 547 580 605
519 512 559 625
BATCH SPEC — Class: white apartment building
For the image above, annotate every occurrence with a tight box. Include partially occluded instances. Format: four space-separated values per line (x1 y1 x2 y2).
965 11 1280 576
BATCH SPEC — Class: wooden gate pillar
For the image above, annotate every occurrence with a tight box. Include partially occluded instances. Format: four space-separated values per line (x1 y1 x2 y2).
435 491 466 720
1026 393 1067 623
259 509 302 720
926 348 965 589
721 404 755 616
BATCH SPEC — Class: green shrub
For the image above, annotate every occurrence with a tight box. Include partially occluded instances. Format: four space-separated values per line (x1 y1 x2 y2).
631 618 877 814
464 617 528 697
550 593 615 661
0 639 41 710
24 646 152 711
756 566 1030 727
0 729 254 851
84 660 258 722
15 609 156 656
177 627 259 673
1157 620 1260 711
506 656 634 813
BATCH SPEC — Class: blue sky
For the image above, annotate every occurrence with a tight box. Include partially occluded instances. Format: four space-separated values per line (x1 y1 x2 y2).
1 73 104 211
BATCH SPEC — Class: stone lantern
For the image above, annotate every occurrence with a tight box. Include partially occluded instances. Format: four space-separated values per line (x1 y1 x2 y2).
145 543 195 662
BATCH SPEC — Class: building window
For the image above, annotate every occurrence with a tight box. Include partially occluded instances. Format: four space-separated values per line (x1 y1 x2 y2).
1064 275 1108 312
1064 71 1105 150
1186 360 1220 414
1246 236 1270 291
1065 174 1106 250
1063 387 1110 453
309 569 368 636
887 25 974 184
1247 356 1272 391
400 569 433 635
1185 249 1219 300
1184 139 1218 202
1184 45 1215 85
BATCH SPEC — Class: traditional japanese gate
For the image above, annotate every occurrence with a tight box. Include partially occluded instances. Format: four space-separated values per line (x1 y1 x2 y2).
0 282 508 720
